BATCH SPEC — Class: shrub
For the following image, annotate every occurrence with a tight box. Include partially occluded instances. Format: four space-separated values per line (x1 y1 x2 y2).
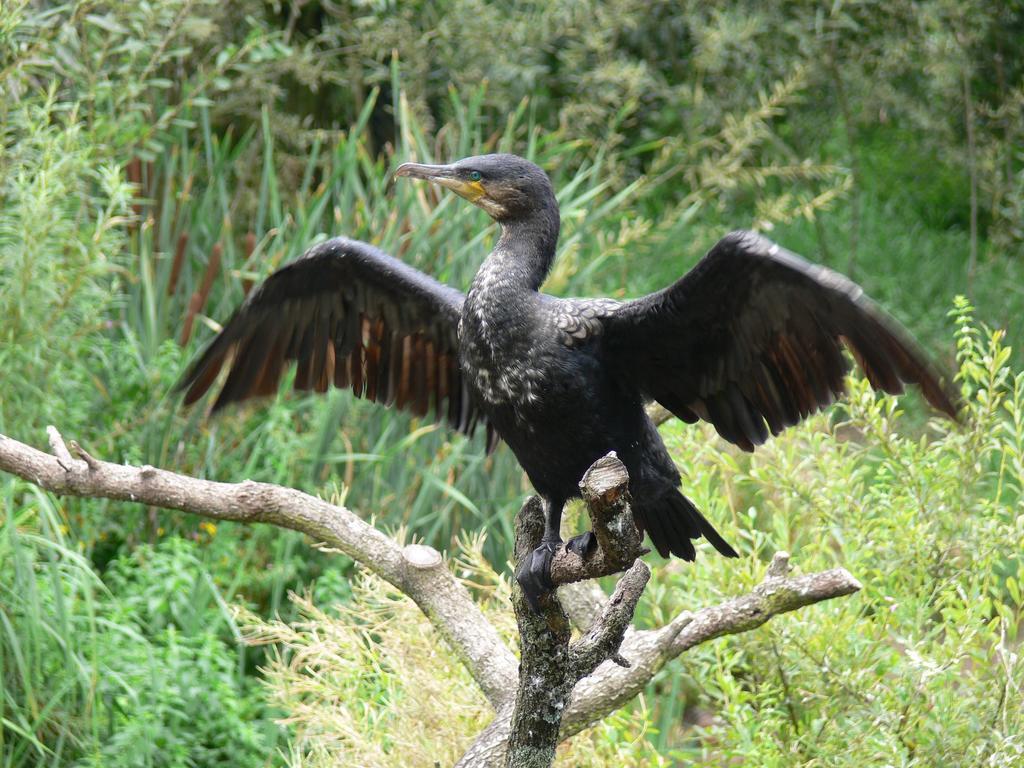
0 502 273 767
641 298 1023 763
235 301 1023 765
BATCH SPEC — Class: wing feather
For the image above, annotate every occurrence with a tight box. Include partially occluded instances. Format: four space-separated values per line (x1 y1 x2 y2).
177 237 492 441
604 230 960 450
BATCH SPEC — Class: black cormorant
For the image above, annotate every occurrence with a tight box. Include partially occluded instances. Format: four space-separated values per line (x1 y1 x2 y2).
177 153 960 608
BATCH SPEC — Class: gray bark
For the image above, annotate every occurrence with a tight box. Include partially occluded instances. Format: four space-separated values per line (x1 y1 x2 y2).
504 457 650 767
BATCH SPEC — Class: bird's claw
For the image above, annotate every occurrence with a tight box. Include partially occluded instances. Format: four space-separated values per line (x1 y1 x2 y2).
515 539 560 612
565 530 596 557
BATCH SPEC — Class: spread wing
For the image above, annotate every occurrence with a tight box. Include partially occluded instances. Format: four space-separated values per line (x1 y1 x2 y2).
177 237 490 440
603 230 961 451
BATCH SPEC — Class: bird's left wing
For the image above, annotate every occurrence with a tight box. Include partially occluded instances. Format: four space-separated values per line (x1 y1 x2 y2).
177 237 488 438
601 230 961 450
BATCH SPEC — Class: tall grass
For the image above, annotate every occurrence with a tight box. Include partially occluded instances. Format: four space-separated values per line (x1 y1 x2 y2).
1 482 273 768
0 486 101 766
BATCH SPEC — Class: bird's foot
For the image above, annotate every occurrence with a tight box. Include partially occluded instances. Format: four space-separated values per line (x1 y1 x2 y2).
565 530 597 558
515 538 561 612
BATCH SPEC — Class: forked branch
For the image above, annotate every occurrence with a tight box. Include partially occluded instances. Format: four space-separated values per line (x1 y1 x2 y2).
462 456 861 768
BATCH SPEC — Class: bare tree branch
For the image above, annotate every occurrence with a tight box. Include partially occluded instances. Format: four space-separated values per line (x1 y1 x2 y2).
1 429 862 768
460 549 861 766
556 580 609 632
567 560 648 678
454 705 512 768
0 429 518 710
516 454 648 593
46 425 75 470
504 494 576 768
561 552 862 738
503 455 651 767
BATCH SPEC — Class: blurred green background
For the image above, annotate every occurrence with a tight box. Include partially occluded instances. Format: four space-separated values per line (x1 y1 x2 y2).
1 1 1022 766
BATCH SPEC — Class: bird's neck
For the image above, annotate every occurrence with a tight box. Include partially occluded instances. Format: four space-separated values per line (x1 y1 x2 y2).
477 207 560 293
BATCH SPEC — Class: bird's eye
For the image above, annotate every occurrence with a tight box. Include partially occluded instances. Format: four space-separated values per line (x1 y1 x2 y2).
468 170 482 182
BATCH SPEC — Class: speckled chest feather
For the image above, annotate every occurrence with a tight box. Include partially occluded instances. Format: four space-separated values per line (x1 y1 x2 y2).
459 265 620 415
458 272 544 409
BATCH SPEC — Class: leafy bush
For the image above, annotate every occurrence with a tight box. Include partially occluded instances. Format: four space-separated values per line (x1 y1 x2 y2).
0 503 274 767
235 301 1023 766
636 298 1024 763
274 0 1023 247
0 0 291 437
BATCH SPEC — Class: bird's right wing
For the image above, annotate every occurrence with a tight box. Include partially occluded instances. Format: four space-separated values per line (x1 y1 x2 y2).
177 237 489 439
601 231 960 450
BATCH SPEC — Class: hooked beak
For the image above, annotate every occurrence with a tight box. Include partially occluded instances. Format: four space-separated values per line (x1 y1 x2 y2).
388 162 487 203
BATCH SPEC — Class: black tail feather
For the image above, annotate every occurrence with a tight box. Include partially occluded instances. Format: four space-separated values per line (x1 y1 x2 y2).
634 490 738 560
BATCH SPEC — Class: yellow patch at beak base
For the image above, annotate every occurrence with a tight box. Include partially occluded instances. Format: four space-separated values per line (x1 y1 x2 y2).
439 178 487 202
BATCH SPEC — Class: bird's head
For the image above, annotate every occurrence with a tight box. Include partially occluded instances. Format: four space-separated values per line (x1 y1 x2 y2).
391 154 555 223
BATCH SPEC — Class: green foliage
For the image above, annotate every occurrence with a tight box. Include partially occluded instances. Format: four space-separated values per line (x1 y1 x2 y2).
271 0 1023 247
635 299 1023 763
0 0 1021 764
1 487 103 767
85 540 270 768
1 497 274 767
0 0 291 437
0 85 132 435
237 302 1023 765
